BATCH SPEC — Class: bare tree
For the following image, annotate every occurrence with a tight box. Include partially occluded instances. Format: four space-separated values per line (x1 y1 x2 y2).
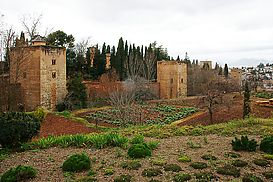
21 13 42 42
143 46 157 80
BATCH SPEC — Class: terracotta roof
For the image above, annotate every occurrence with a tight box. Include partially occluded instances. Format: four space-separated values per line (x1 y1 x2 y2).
32 35 46 42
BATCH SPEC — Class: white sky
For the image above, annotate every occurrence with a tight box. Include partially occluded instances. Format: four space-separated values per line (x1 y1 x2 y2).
1 0 273 67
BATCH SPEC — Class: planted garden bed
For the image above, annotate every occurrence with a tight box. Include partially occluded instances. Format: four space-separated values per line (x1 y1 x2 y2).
84 104 198 127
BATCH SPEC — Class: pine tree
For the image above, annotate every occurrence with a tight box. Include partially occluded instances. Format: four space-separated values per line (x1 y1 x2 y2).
243 81 251 119
224 63 229 78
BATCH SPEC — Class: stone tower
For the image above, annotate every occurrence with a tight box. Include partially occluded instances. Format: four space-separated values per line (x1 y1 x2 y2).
9 34 67 111
157 60 187 99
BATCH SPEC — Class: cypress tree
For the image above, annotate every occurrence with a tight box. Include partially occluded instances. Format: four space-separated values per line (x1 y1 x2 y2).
224 63 229 78
116 37 125 80
243 81 251 119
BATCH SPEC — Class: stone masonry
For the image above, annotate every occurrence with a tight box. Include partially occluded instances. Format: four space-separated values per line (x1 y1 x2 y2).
157 60 187 99
9 34 66 111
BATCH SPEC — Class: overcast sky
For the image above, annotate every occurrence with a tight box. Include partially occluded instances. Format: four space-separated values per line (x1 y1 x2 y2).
1 0 273 67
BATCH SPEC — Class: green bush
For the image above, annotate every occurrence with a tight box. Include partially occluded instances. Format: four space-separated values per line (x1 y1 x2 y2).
224 152 241 158
231 136 258 152
256 92 273 99
263 171 273 179
128 143 152 159
142 168 162 177
163 164 182 172
1 165 37 182
194 172 214 181
190 162 208 169
178 155 191 163
114 174 132 182
260 135 273 154
62 153 91 172
120 160 141 170
173 173 191 182
75 176 97 182
263 154 273 160
0 112 41 148
231 159 248 167
104 168 114 175
201 154 217 160
242 174 263 182
253 159 270 167
216 165 240 177
33 107 47 121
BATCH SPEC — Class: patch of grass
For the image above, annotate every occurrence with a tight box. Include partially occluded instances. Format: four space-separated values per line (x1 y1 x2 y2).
115 147 124 158
178 155 191 163
263 171 273 179
187 140 202 149
164 164 182 172
130 135 145 144
120 160 141 170
150 158 167 166
194 172 214 181
253 159 270 167
242 174 263 182
142 168 163 177
224 152 241 158
216 164 240 177
21 133 129 150
231 159 248 167
87 169 96 176
104 168 114 175
0 149 10 162
75 176 97 182
114 174 133 182
115 117 273 138
173 173 191 182
147 141 160 150
263 154 273 160
190 162 208 169
201 154 217 161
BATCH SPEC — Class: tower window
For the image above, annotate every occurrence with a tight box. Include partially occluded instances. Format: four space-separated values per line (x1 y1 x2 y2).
181 78 183 83
23 72 27 79
52 72 56 79
52 59 56 65
170 78 173 83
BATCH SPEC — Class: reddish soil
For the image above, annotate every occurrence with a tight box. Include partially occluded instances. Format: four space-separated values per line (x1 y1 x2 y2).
37 114 98 139
179 97 273 126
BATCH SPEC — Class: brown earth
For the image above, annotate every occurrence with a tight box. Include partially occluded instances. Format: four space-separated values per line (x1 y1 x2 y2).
37 114 98 139
1 135 271 182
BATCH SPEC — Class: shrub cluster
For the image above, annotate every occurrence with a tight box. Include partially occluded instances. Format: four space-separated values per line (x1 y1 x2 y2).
231 136 258 152
141 168 162 177
62 153 91 172
173 173 191 182
0 112 41 148
1 165 37 182
260 135 273 154
128 143 152 159
216 164 240 177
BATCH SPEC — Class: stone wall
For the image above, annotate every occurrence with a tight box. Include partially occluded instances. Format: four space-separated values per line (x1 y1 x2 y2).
9 46 41 111
157 60 187 99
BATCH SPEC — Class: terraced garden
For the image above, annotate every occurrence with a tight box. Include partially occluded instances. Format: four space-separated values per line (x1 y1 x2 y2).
83 104 198 127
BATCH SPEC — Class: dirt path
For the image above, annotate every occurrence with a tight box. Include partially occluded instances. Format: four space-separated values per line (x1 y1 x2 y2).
37 114 98 139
